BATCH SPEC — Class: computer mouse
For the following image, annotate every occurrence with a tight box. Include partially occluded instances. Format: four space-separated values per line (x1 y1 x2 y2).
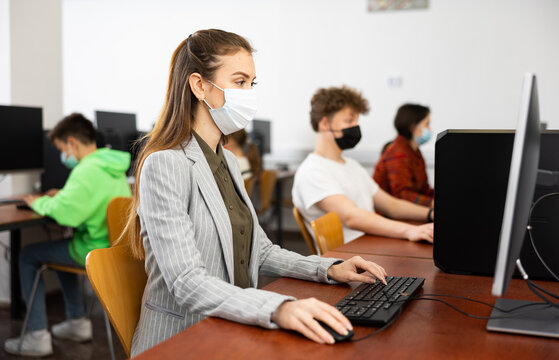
317 320 354 343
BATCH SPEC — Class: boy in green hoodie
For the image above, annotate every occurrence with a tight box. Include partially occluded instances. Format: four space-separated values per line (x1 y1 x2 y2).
4 113 132 357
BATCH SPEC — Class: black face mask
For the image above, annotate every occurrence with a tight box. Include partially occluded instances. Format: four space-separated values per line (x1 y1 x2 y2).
331 125 362 150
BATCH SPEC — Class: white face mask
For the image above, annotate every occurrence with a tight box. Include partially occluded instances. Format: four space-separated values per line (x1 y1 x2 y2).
203 80 257 135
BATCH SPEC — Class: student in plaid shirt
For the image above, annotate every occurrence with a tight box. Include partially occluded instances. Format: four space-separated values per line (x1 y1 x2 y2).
373 104 434 207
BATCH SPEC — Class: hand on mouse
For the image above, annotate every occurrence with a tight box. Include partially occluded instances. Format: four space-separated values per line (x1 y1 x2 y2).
271 298 352 344
327 256 387 285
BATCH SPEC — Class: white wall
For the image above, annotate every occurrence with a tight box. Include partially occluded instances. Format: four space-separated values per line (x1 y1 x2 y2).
11 0 63 129
62 0 559 166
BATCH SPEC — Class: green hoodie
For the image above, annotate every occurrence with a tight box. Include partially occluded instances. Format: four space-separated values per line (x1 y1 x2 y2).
31 148 132 266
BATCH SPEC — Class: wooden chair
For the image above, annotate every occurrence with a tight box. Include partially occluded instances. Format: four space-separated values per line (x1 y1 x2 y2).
311 212 344 254
86 245 147 358
257 169 278 215
244 177 256 198
106 196 133 245
292 207 317 255
16 197 133 359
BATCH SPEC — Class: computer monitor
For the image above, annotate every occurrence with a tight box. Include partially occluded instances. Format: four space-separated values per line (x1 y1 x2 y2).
95 110 137 154
250 119 271 155
0 105 43 173
40 130 71 192
487 73 559 338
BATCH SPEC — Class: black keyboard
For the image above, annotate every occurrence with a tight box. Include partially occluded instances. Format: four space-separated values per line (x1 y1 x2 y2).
334 276 424 326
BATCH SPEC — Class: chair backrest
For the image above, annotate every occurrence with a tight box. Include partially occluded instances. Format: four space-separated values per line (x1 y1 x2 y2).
311 212 344 254
86 245 146 358
106 197 133 245
244 177 256 197
292 207 318 255
258 169 277 214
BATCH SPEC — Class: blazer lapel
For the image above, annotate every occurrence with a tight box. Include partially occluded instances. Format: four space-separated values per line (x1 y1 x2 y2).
182 137 235 284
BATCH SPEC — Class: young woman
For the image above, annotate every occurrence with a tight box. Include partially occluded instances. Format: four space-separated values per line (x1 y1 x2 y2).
121 30 388 356
292 87 433 246
373 104 434 206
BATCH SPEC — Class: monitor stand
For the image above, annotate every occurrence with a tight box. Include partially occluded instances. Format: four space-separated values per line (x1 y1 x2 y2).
486 298 559 338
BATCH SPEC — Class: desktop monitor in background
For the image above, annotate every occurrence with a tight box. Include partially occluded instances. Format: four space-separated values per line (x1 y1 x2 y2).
40 130 71 192
0 105 43 173
487 73 559 338
95 110 138 155
250 119 271 155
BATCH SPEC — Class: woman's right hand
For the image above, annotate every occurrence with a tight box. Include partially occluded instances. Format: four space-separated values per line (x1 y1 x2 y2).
271 298 352 344
406 223 434 243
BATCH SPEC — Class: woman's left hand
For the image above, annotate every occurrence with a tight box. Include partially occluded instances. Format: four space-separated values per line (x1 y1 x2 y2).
327 256 387 285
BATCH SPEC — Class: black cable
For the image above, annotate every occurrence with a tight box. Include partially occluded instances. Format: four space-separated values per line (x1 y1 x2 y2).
527 279 559 301
407 296 551 320
414 293 546 313
528 192 559 282
526 280 559 309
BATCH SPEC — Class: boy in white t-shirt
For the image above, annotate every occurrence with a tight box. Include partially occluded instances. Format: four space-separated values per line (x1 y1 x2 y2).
292 86 433 250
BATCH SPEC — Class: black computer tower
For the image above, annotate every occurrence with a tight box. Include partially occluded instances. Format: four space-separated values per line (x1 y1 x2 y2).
434 130 559 280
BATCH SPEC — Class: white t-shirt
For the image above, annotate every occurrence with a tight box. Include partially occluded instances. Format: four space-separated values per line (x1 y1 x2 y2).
236 156 252 180
292 153 379 244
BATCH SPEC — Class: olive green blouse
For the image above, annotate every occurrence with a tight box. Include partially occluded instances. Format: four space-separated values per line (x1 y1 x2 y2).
193 132 253 288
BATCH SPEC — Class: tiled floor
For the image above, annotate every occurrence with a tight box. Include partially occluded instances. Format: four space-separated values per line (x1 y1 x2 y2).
0 230 311 359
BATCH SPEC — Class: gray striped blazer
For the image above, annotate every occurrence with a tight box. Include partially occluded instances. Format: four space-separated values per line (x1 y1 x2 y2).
131 136 341 356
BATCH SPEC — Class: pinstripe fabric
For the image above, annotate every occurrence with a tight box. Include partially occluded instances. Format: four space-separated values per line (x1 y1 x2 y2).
131 136 341 357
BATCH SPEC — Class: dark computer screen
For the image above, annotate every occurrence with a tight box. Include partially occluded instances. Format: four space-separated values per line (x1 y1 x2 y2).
95 110 137 154
250 119 271 155
40 130 71 192
0 105 44 173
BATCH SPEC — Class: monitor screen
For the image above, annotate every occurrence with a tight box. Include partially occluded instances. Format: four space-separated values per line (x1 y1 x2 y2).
0 105 44 173
40 130 71 192
95 110 137 154
251 119 271 155
492 73 541 297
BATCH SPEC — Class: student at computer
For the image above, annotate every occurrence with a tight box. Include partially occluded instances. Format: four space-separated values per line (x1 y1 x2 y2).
120 30 388 356
292 86 433 246
373 104 434 206
4 113 132 357
225 129 261 180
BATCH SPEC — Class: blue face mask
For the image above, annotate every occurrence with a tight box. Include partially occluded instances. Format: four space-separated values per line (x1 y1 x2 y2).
415 128 432 146
60 152 79 169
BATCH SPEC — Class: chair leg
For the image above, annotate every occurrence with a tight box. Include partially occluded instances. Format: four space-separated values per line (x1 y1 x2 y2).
17 264 49 354
103 311 116 360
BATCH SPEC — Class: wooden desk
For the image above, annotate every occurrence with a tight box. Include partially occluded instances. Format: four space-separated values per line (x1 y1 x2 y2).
336 234 433 259
134 251 558 359
0 204 53 318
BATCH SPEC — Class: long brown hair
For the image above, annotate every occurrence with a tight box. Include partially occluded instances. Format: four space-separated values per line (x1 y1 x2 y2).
118 29 254 259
